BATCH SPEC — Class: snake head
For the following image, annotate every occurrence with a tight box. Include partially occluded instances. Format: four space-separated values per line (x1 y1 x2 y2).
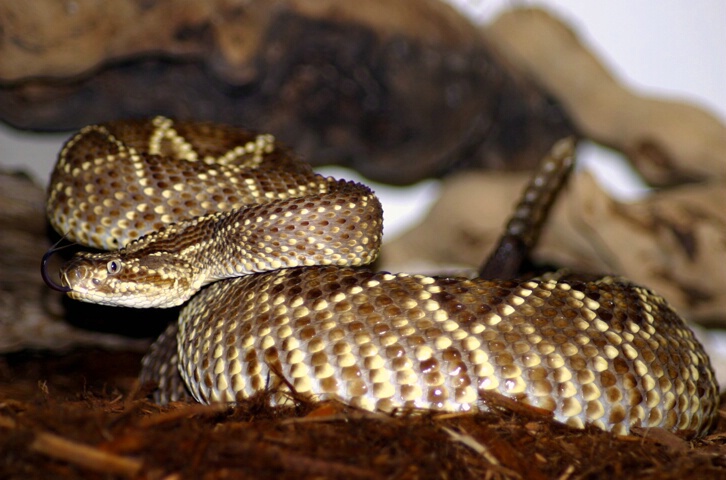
48 251 202 308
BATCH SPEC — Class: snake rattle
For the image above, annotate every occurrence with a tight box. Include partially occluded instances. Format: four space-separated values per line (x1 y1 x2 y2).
42 117 719 436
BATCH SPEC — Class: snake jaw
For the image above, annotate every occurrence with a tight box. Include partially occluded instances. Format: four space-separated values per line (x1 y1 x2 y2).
58 252 199 308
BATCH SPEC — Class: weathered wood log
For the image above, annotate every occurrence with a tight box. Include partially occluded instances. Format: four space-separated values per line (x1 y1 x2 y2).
0 0 573 185
486 8 726 186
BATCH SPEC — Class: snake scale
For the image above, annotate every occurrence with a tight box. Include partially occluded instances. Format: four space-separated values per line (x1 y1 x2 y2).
43 116 719 436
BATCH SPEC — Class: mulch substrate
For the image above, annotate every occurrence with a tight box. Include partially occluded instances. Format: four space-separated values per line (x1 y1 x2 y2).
1 348 725 479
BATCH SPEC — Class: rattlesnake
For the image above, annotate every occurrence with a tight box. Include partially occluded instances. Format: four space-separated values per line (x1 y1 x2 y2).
42 117 719 436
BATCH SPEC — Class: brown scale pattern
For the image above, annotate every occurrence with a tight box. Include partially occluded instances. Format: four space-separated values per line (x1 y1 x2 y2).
55 177 382 308
46 117 719 436
47 116 323 250
170 267 718 437
48 117 382 308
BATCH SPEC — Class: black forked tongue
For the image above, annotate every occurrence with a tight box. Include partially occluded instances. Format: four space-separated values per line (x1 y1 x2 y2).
41 240 73 293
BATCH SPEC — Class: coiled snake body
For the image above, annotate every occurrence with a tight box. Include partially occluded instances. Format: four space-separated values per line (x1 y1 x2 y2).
43 117 719 436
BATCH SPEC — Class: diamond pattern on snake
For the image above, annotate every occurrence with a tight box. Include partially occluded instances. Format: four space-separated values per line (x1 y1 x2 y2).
42 117 719 437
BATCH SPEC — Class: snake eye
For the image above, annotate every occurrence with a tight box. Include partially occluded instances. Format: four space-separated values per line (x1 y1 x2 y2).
107 260 122 275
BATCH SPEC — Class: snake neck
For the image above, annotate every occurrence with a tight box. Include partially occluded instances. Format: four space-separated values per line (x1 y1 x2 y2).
199 180 384 281
55 179 383 308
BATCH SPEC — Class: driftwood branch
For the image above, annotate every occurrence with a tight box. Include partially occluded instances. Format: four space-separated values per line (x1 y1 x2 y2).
485 8 726 186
